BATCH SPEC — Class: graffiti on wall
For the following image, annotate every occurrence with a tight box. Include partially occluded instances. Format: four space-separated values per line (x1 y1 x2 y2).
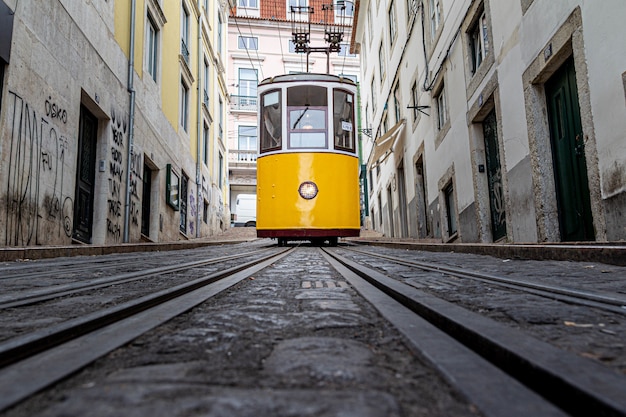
129 150 142 227
107 108 126 241
4 91 73 246
107 108 143 241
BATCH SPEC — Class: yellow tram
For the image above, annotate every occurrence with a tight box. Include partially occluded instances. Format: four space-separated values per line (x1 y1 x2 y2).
256 73 360 246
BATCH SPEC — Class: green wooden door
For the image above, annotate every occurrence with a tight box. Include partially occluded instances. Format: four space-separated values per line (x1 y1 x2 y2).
482 110 507 241
545 57 594 241
73 106 97 243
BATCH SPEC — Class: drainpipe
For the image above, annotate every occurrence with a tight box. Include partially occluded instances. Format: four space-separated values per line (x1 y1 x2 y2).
123 0 137 243
196 0 203 237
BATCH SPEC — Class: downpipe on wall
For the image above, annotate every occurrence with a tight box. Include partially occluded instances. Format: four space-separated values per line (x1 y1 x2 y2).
196 0 202 238
123 0 137 243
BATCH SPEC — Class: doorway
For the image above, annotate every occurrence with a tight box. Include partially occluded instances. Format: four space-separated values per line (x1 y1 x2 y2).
545 57 594 241
482 109 507 241
73 106 98 243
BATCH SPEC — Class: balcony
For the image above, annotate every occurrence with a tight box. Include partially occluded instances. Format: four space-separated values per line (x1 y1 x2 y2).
230 95 258 112
228 149 257 165
181 39 190 65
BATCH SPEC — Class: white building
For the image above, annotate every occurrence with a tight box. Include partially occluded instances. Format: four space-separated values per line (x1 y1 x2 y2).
352 0 626 243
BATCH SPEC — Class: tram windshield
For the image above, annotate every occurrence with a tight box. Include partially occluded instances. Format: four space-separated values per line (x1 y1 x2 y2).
260 90 282 152
287 85 328 149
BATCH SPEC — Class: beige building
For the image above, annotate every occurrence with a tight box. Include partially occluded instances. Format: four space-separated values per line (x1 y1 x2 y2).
353 0 626 242
0 0 229 247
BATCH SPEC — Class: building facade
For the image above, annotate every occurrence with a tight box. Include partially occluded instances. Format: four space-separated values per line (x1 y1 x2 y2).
227 0 361 218
353 0 626 242
0 0 229 247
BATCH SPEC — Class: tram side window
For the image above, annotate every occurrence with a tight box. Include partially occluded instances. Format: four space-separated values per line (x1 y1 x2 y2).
287 85 328 149
260 90 282 152
333 89 355 152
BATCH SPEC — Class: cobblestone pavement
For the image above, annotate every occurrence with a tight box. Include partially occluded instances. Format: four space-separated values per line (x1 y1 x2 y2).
4 246 481 417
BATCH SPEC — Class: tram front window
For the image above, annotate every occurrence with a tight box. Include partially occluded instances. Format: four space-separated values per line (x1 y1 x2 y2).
260 89 282 152
287 85 328 149
289 107 327 148
333 89 355 152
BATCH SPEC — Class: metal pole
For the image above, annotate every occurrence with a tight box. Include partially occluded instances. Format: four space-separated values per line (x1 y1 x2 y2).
123 0 137 243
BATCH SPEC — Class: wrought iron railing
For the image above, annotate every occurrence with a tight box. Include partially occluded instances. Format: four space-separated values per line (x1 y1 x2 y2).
181 39 190 65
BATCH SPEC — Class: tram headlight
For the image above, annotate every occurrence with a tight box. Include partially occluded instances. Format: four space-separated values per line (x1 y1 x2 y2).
298 181 318 200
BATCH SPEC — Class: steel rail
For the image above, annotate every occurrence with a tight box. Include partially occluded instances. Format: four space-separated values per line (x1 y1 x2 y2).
323 248 626 417
342 247 626 314
0 248 290 369
0 248 274 309
0 247 293 413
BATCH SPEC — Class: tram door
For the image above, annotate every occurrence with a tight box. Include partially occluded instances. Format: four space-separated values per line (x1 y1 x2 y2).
73 105 98 243
545 57 594 241
482 110 507 241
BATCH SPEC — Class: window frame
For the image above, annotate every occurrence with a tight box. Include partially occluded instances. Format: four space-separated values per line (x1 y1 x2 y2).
260 89 283 153
429 0 442 40
287 106 328 149
180 78 190 132
333 88 356 153
435 84 447 131
469 10 488 75
146 14 159 81
388 0 397 45
238 36 259 50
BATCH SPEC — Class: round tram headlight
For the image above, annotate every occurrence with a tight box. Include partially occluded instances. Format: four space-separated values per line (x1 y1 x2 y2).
298 181 318 200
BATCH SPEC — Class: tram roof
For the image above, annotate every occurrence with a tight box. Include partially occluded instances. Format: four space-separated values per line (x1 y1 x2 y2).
258 73 356 87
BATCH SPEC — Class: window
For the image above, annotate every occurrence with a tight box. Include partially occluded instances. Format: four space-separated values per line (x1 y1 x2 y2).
289 0 308 9
469 10 489 75
333 89 355 152
435 84 447 130
368 2 373 43
203 58 210 106
393 83 401 124
338 0 355 17
260 89 282 152
288 85 327 149
238 68 258 98
203 123 209 164
180 78 189 132
217 13 223 55
203 199 209 223
289 40 297 53
411 81 419 120
218 152 223 189
238 125 258 161
429 0 442 39
238 36 258 50
166 164 179 210
146 14 158 81
444 182 457 236
181 4 190 64
179 172 188 233
379 43 385 82
238 0 258 7
338 43 357 57
388 0 397 43
218 96 223 138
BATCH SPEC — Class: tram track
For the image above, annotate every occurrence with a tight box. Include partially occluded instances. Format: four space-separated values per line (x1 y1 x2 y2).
0 248 275 309
1 245 624 416
322 247 626 417
0 247 293 412
341 246 626 314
